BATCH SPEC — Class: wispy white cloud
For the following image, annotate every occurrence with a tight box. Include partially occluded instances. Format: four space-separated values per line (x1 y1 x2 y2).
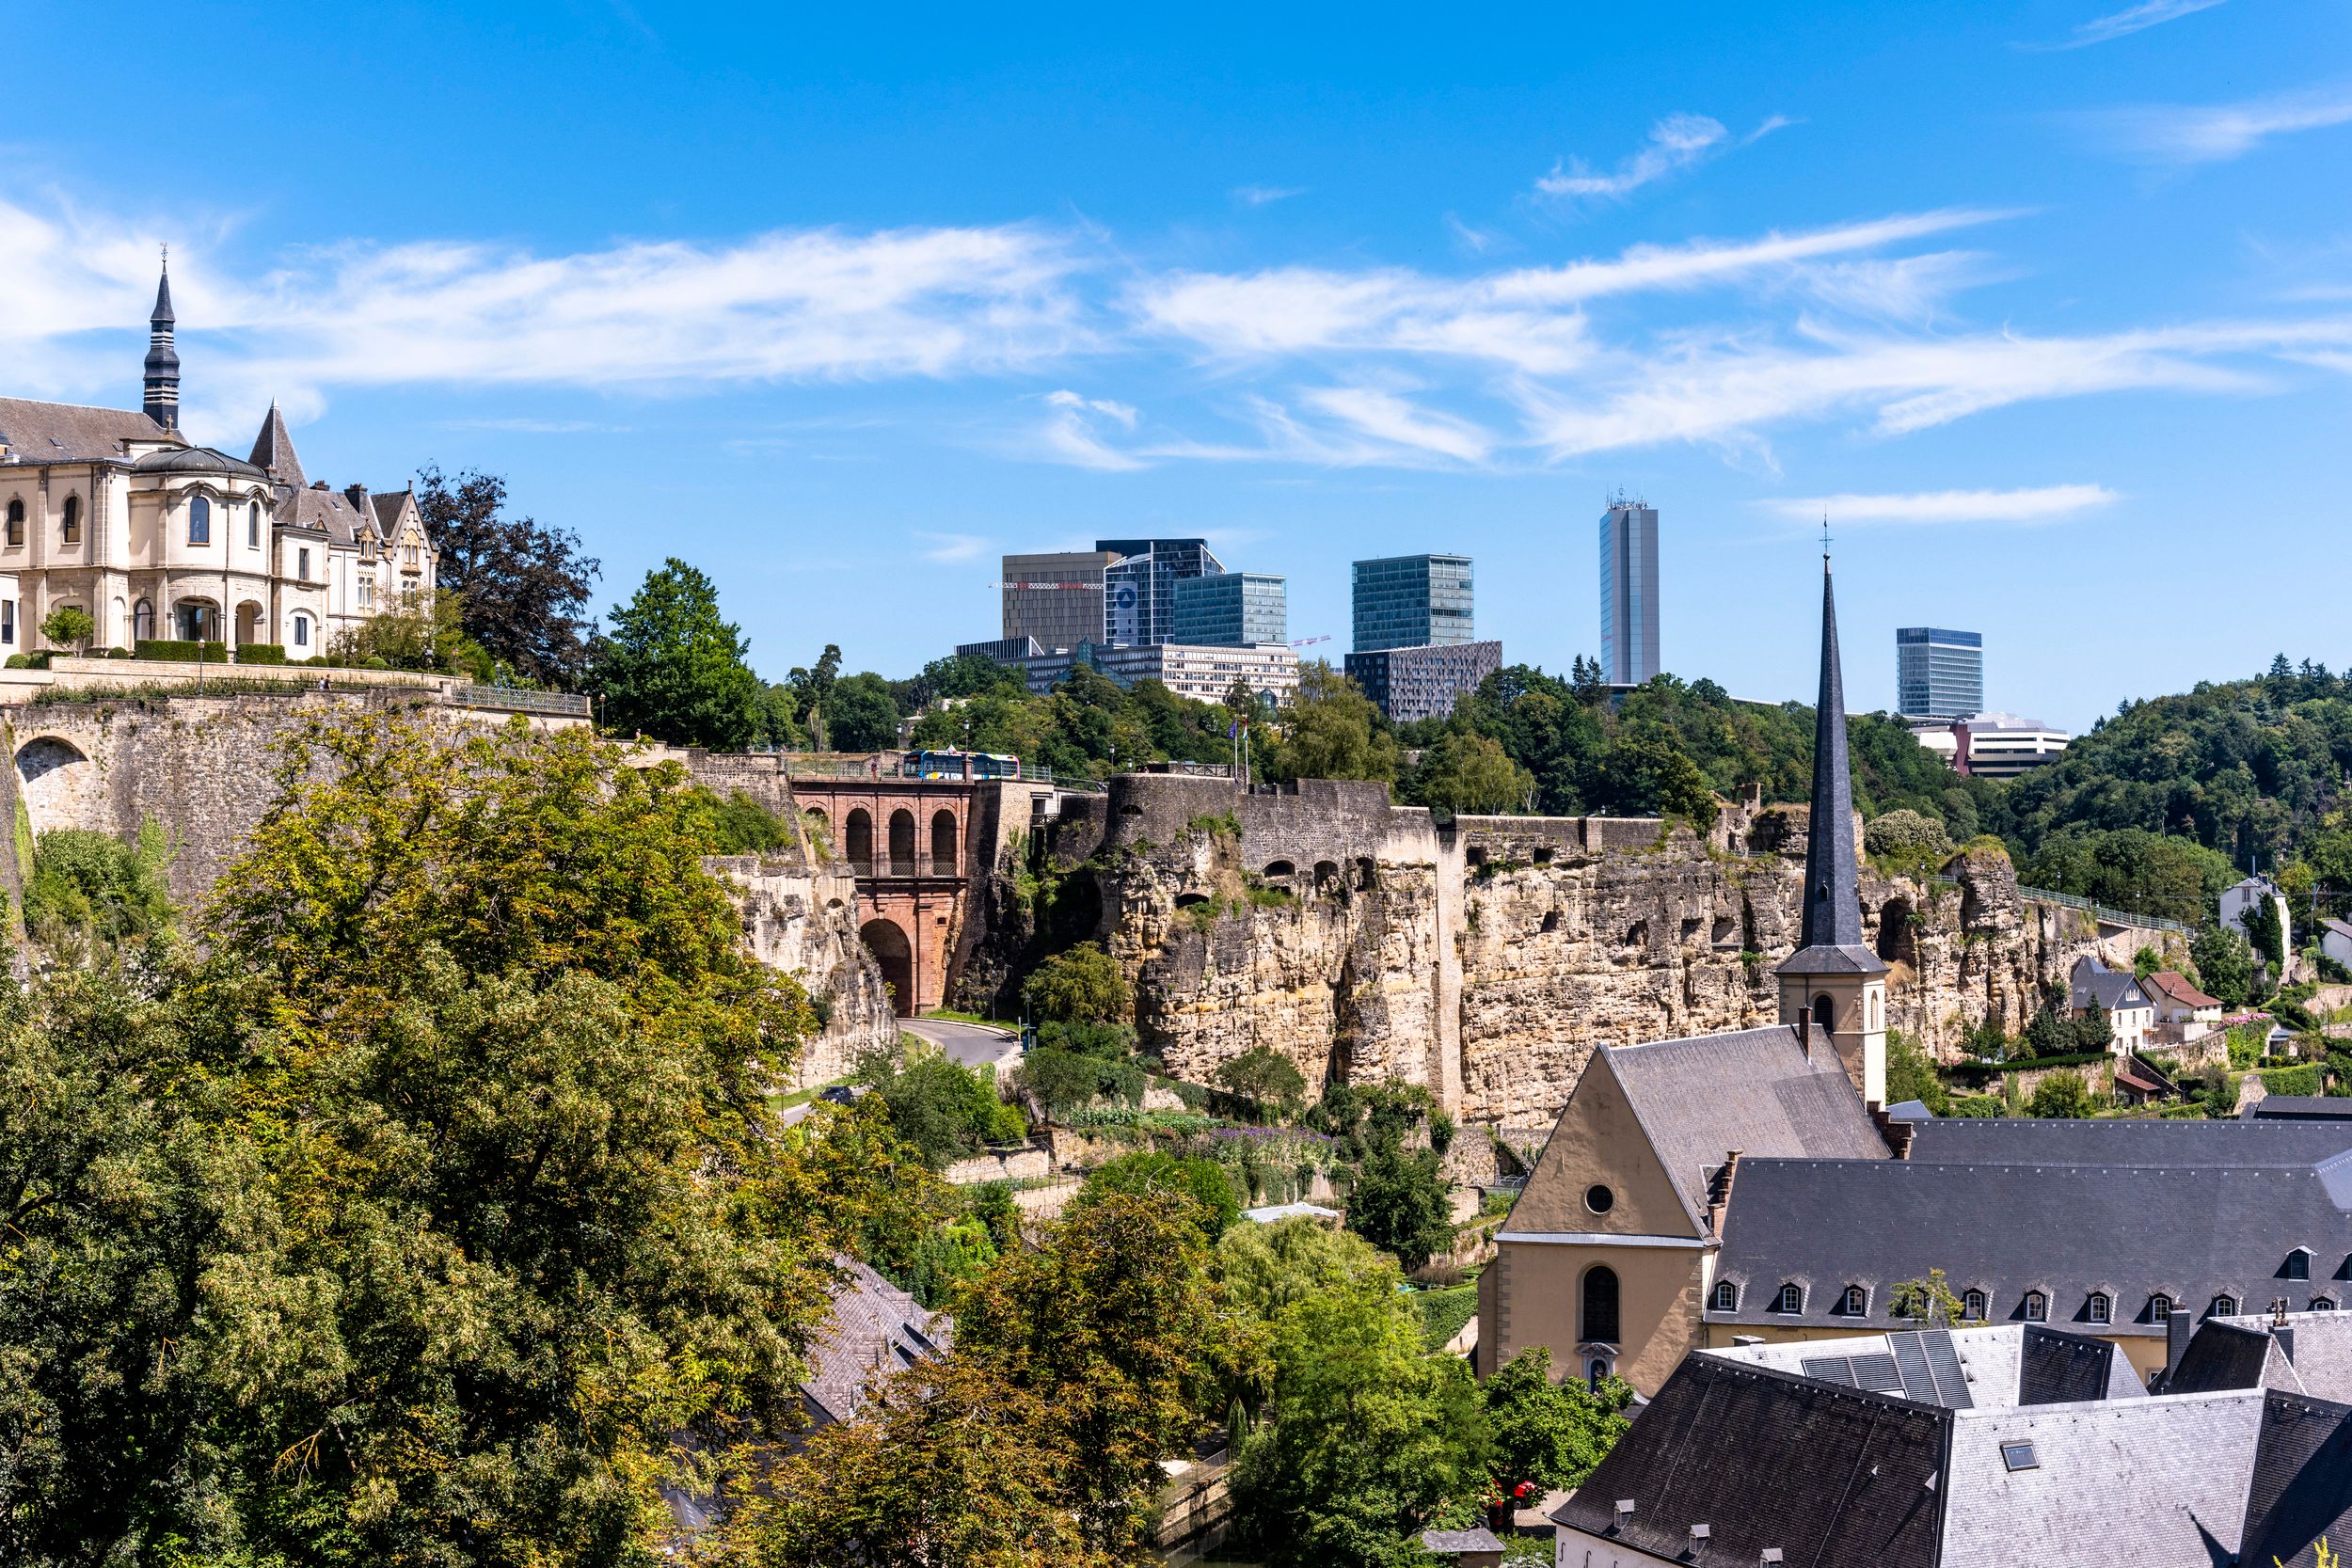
1536 112 1793 205
914 530 992 562
2087 84 2352 164
1232 185 1306 208
1036 388 1145 470
1762 483 2120 526
1297 385 1495 464
2026 0 2225 50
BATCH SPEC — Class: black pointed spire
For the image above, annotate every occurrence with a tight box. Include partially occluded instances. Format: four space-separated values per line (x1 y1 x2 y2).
248 400 305 487
143 248 181 433
1779 551 1885 975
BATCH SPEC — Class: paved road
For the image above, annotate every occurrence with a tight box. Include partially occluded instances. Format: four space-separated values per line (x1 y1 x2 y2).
904 1016 1023 1074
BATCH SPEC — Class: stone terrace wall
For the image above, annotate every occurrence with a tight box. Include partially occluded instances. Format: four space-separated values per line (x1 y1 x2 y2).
1017 776 2189 1127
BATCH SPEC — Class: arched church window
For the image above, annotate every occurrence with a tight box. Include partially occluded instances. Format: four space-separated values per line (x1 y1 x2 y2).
248 501 261 547
5 499 22 547
1813 994 1836 1033
188 495 211 545
133 599 154 641
60 496 80 546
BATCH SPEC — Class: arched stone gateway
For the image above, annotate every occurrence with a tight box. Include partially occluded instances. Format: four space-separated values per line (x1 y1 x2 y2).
860 918 914 1016
16 736 93 835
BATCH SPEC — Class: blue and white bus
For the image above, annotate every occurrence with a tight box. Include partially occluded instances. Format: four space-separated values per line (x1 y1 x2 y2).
899 750 1023 781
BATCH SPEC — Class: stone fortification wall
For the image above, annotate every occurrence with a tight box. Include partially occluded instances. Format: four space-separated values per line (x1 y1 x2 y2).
1000 774 2188 1126
3 694 894 1083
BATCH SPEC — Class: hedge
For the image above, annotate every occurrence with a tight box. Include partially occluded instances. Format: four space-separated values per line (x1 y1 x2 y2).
134 640 230 662
2258 1064 2323 1099
237 643 288 665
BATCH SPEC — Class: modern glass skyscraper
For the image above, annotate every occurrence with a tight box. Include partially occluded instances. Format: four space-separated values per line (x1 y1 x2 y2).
1895 627 1984 720
1001 550 1119 651
1351 554 1473 653
1598 498 1660 688
1098 537 1223 646
1172 571 1287 647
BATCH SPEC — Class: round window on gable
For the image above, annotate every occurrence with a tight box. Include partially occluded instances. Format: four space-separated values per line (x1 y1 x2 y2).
1584 1183 1615 1215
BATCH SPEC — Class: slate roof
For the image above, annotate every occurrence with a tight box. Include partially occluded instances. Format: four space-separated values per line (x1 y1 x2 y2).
247 402 306 488
1906 1116 2352 1166
2169 1320 2287 1395
278 482 370 542
2146 970 2221 1010
1601 1024 1890 1228
132 444 266 479
1551 1353 1947 1568
2248 1097 2352 1122
1937 1388 2264 1567
800 1256 948 1426
1708 1325 2138 1409
0 396 176 464
1709 1155 2352 1337
2070 958 2152 1012
1418 1527 1505 1555
2234 1391 2352 1568
1779 561 1887 980
2173 1310 2352 1404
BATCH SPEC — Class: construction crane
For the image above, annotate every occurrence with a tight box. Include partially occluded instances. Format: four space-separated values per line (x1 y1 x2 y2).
1290 634 1332 647
986 581 1105 592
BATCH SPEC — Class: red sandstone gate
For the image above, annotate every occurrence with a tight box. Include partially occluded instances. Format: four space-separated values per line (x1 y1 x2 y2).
789 777 975 1015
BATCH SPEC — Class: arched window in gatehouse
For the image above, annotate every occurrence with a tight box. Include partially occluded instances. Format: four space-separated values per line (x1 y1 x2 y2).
931 810 958 872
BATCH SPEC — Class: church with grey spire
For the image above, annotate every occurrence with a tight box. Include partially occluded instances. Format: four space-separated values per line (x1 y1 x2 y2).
0 258 437 657
1477 549 1899 1399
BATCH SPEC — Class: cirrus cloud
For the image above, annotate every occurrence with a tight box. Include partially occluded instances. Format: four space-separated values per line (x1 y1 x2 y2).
1761 484 2120 526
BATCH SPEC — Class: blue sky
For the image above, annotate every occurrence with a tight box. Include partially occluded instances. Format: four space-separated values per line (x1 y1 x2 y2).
6 0 2350 727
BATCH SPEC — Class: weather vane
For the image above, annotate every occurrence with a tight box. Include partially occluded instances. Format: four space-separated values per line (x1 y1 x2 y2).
1821 514 1832 561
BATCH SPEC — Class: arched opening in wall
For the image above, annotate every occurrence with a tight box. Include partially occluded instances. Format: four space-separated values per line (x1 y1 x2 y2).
1711 915 1737 946
1465 846 1486 868
235 600 264 647
845 808 873 869
888 810 916 876
132 599 155 643
1878 896 1915 965
1623 920 1648 950
1355 857 1377 891
931 810 959 872
1313 860 1339 889
1263 860 1295 879
860 919 914 1016
1581 1265 1621 1343
1534 846 1554 865
1814 994 1836 1034
15 736 92 837
1174 892 1212 910
171 597 220 643
1541 910 1561 934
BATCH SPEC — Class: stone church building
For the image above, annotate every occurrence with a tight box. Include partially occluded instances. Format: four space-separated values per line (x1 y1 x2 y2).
0 262 437 657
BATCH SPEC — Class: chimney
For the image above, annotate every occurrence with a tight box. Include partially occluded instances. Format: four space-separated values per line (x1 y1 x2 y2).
2163 1307 2195 1386
1707 1149 1743 1233
1796 1005 1812 1056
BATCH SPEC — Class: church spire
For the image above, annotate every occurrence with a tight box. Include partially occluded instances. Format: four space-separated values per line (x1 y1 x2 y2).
143 248 181 433
1795 551 1867 955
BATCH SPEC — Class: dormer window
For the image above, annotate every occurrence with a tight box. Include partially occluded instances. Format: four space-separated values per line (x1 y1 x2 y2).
2313 1298 2338 1312
188 495 211 545
2087 1292 2111 1325
60 495 80 546
2212 1294 2239 1319
2288 1249 2313 1281
2149 1293 2173 1323
1840 1285 1867 1316
1963 1289 1987 1322
2023 1291 2048 1323
1711 1281 1738 1312
1774 1283 1804 1314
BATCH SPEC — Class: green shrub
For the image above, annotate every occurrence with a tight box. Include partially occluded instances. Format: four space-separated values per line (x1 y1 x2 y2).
2160 1103 2210 1119
2259 1063 2323 1099
3 655 25 670
1073 1150 1240 1239
24 820 174 946
1016 1047 1145 1119
854 1045 1027 1169
1951 1094 2005 1117
134 639 229 663
236 643 288 665
695 787 795 854
1412 1284 1479 1349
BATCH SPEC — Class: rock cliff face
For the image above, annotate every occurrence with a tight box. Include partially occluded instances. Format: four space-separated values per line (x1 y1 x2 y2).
1022 774 2186 1127
712 855 899 1086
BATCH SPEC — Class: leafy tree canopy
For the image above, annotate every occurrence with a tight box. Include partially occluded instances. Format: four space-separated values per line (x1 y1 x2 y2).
1271 662 1402 787
589 558 765 748
416 465 601 688
1022 942 1131 1024
1484 1347 1633 1494
1073 1149 1241 1240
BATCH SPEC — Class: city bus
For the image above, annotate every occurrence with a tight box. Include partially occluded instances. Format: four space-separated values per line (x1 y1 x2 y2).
898 750 1023 781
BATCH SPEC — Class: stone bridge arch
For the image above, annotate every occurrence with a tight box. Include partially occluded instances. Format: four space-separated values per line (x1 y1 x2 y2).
15 735 97 836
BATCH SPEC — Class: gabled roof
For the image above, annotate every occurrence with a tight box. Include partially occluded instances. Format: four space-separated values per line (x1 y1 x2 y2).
1710 1154 2352 1336
2246 1097 2352 1123
2070 958 2151 1012
2325 917 2352 943
2169 1320 2294 1396
2236 1391 2352 1568
2146 970 2222 1009
0 396 176 464
369 490 412 533
1598 1024 1890 1229
1907 1117 2352 1167
1552 1354 1947 1568
800 1256 948 1426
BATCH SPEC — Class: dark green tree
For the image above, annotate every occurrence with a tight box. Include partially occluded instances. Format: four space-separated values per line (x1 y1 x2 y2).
827 671 902 752
1346 1142 1454 1273
2028 1071 2094 1118
1271 662 1400 786
1483 1347 1634 1493
2191 921 2258 1008
1407 731 1533 816
1073 1150 1241 1241
415 466 601 687
588 558 764 748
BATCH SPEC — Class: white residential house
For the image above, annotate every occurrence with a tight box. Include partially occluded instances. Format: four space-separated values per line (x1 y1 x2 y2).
2069 957 2155 1057
2323 918 2352 976
2141 970 2223 1042
2220 876 2296 984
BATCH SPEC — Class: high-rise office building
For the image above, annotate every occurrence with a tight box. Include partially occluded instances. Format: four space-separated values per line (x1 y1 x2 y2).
1345 641 1503 723
1598 497 1660 688
1895 627 1984 721
1351 554 1473 653
1098 537 1223 647
1172 571 1286 648
1001 550 1118 651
